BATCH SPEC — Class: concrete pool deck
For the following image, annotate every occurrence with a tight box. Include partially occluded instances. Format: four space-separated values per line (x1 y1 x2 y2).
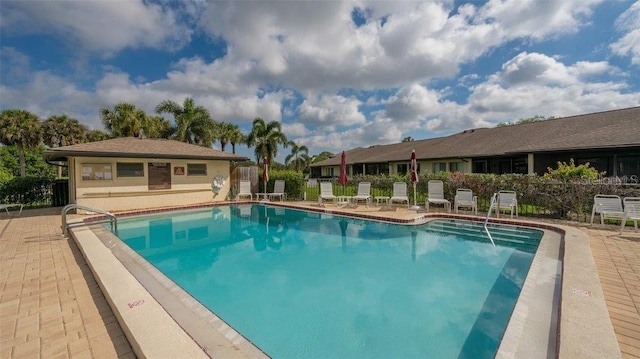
1 204 639 358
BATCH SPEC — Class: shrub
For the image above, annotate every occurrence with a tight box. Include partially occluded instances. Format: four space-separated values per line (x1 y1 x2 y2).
544 159 601 181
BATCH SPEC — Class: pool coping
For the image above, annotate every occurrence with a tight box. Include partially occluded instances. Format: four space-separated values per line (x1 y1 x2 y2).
68 201 621 359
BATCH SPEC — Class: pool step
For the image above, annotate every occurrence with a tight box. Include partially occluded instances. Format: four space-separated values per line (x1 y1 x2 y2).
424 221 540 249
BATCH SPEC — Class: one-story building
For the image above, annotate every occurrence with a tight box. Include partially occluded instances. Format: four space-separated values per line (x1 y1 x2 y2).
44 137 248 212
311 106 640 179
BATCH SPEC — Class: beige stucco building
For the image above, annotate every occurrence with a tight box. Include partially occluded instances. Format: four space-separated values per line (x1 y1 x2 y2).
44 137 248 212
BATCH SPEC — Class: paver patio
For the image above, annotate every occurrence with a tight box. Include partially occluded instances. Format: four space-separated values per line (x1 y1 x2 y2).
1 205 639 358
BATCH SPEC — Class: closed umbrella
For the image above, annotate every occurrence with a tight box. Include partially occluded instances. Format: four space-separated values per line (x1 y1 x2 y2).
338 151 347 186
410 149 420 210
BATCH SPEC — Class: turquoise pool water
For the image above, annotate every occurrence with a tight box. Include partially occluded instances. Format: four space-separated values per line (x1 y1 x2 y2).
114 204 543 358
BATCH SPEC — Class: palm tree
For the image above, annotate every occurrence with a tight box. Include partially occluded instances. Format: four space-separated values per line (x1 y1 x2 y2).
216 122 237 152
144 116 174 139
43 115 87 147
100 103 147 137
0 109 43 177
155 97 215 146
291 153 313 174
229 126 245 154
85 129 111 142
42 115 87 178
285 141 309 171
246 117 288 165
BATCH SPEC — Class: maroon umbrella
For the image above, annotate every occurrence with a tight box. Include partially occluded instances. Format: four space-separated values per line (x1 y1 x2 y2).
410 150 419 208
338 151 347 186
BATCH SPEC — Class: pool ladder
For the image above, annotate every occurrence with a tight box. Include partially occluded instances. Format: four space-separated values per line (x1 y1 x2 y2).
61 204 118 237
484 193 497 247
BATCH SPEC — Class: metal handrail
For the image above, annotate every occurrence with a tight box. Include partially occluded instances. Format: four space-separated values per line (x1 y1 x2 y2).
62 204 118 236
484 193 497 247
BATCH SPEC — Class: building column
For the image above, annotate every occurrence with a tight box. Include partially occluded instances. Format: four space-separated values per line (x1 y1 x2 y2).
527 153 534 175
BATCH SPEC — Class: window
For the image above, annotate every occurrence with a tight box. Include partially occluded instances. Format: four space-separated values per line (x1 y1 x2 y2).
449 162 462 172
187 163 207 176
433 162 446 173
117 162 144 177
81 163 112 181
397 164 408 175
473 160 488 173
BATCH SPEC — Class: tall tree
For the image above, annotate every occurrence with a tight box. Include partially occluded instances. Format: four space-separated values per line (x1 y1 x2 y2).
155 97 215 146
42 115 87 178
402 136 414 142
285 141 309 171
100 103 147 137
229 126 245 154
144 116 174 139
246 117 288 165
216 121 237 152
43 115 87 147
0 109 43 177
85 129 111 142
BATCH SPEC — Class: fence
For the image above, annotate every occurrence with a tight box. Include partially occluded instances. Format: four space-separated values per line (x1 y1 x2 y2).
0 177 69 209
304 175 640 222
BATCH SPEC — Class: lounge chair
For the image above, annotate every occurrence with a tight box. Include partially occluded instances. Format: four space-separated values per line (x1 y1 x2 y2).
237 180 253 201
454 189 477 215
319 182 337 204
1 203 24 216
390 182 410 207
620 197 640 233
591 194 624 225
426 180 451 212
351 182 372 207
490 190 518 218
268 180 286 201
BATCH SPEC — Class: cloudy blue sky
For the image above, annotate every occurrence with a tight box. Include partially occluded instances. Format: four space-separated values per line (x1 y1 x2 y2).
1 0 639 162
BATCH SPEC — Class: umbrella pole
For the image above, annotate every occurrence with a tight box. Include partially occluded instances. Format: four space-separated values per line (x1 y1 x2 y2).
410 182 420 211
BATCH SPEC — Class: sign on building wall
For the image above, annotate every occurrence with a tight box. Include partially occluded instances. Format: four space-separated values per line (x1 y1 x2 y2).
148 162 171 190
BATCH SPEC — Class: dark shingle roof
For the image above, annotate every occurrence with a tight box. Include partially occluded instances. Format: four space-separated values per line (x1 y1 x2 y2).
44 137 249 161
312 106 640 166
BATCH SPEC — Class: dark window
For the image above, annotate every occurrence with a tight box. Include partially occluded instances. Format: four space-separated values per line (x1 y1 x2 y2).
117 162 144 177
473 160 488 173
397 164 408 175
617 156 640 177
187 163 207 176
449 162 461 172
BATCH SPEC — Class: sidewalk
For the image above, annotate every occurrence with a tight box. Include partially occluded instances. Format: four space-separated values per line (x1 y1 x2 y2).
1 205 640 358
0 208 134 358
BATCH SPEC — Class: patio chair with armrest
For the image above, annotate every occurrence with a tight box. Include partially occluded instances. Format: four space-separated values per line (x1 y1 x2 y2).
591 194 624 225
620 197 640 233
236 180 253 201
490 190 518 218
454 188 477 215
319 182 337 204
351 182 372 207
390 182 410 208
268 180 286 201
426 180 451 212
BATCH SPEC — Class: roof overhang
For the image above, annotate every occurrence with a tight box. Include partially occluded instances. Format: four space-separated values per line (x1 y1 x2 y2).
43 150 249 162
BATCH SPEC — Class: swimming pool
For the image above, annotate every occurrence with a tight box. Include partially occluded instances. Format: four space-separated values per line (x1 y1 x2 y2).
114 204 545 358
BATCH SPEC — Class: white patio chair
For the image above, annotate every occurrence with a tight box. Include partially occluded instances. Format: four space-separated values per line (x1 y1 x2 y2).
426 180 451 212
490 190 518 218
0 203 24 216
620 197 640 233
591 194 624 225
390 182 410 207
236 180 253 201
268 180 286 201
454 188 477 215
351 182 372 207
319 182 337 204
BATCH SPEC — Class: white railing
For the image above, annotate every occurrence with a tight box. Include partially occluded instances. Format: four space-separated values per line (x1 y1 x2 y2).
61 204 117 236
484 193 497 247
